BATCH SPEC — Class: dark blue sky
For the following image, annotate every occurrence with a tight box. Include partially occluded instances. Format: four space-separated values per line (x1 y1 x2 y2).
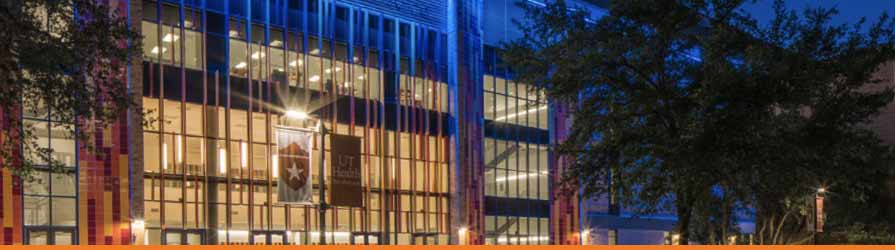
741 0 895 27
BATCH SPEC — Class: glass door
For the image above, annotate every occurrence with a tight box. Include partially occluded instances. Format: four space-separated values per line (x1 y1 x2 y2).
251 231 286 245
412 233 437 245
25 229 48 245
25 227 76 245
164 229 204 245
185 231 203 245
164 231 182 245
351 232 380 245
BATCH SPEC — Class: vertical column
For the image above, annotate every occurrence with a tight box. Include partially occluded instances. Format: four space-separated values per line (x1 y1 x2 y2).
447 0 484 245
549 102 579 245
128 0 145 245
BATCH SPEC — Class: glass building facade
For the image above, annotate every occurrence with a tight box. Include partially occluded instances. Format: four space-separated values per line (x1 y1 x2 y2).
482 46 551 245
1 0 600 245
140 0 450 244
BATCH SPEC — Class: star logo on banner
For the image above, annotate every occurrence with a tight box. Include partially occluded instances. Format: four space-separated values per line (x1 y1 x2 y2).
279 142 310 190
287 162 304 182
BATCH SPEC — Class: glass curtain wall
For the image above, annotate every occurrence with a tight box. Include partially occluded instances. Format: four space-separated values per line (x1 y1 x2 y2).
140 0 450 245
20 5 79 246
482 46 550 245
21 97 79 245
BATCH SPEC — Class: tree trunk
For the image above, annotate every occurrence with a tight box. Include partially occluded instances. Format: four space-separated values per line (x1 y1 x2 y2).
676 203 692 245
721 192 731 245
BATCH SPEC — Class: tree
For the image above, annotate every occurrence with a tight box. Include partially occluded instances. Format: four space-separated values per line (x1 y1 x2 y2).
502 0 895 244
0 0 140 179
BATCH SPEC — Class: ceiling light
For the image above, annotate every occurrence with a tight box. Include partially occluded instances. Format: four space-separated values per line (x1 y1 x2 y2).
229 30 239 37
240 142 248 168
272 154 278 178
251 51 265 60
162 33 179 42
270 40 283 47
234 62 247 69
150 46 167 54
218 148 227 174
309 75 320 82
289 59 303 67
495 105 548 121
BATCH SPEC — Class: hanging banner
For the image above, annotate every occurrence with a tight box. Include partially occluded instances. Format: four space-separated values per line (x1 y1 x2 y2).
330 134 363 207
276 127 314 204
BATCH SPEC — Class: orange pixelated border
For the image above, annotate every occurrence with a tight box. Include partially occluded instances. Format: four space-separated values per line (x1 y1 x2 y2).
0 246 892 250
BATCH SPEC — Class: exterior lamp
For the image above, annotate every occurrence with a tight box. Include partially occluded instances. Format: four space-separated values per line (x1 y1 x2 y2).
580 228 591 245
458 227 468 245
286 110 309 120
131 219 146 245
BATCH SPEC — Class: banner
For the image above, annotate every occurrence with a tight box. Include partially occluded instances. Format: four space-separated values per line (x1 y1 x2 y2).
276 127 314 204
330 134 363 207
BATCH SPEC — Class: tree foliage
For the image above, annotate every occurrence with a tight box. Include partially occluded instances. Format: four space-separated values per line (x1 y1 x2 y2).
502 0 895 244
0 0 140 178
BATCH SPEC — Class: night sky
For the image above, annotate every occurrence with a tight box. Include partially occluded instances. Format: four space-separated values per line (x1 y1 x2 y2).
741 0 895 28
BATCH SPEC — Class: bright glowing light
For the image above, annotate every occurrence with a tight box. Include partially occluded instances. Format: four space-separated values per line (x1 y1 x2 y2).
218 148 227 174
162 33 179 42
309 75 320 82
150 46 167 54
131 219 145 230
289 59 303 67
272 154 279 178
251 51 265 60
234 62 247 69
334 67 342 72
241 142 248 168
131 219 145 244
581 228 591 245
286 110 309 120
228 30 239 37
176 135 183 164
458 227 468 245
310 48 319 55
496 172 543 182
495 105 548 121
357 75 365 80
817 187 827 194
325 69 331 74
162 143 168 170
270 40 283 47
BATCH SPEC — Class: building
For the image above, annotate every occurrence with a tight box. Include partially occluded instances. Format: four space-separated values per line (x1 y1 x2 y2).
0 0 613 245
